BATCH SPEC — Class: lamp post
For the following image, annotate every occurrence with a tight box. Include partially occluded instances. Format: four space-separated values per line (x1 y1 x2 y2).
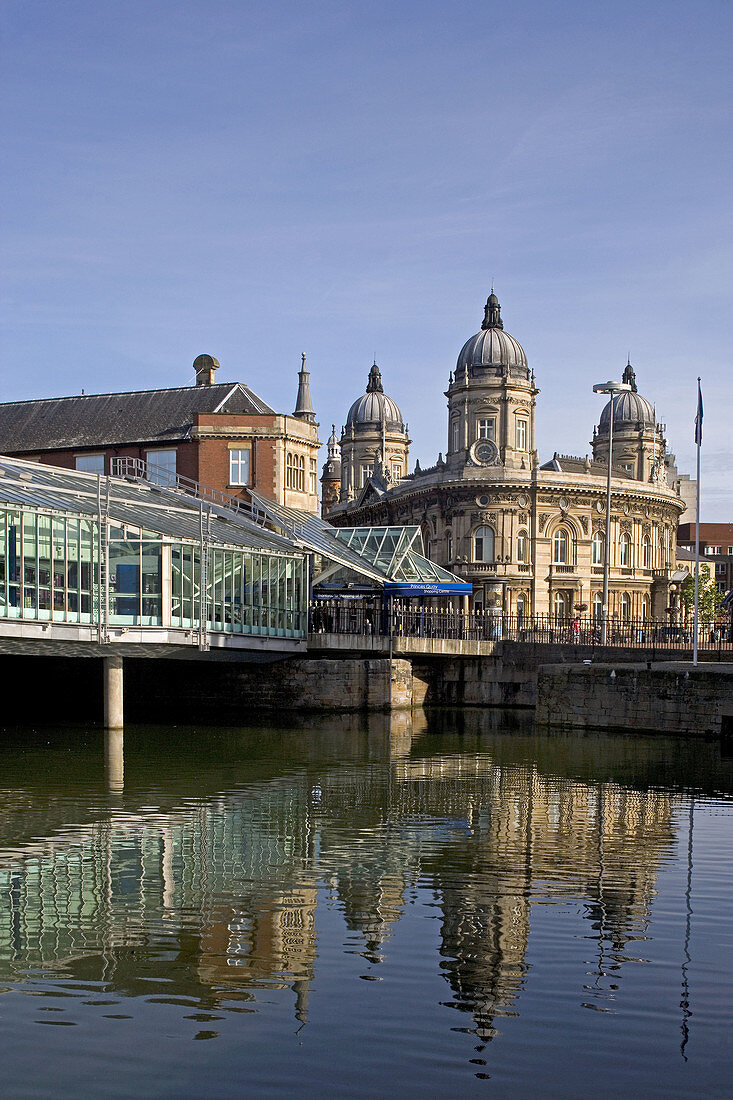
593 380 632 645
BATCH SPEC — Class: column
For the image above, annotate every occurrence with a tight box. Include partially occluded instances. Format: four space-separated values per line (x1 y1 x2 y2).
103 655 124 729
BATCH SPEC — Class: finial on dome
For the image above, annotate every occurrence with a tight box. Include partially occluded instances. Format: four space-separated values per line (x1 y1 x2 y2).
482 291 503 331
622 357 638 393
366 360 384 394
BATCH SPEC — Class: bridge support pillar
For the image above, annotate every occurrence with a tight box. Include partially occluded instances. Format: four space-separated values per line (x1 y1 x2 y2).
104 656 124 729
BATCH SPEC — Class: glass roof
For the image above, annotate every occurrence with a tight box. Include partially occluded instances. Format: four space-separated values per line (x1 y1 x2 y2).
249 493 471 594
0 456 299 556
332 527 463 586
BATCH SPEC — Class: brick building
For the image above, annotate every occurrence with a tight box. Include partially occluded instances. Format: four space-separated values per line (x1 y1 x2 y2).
0 354 321 514
677 523 733 597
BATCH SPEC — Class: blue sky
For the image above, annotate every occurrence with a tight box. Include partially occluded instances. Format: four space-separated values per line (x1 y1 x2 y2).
2 0 731 518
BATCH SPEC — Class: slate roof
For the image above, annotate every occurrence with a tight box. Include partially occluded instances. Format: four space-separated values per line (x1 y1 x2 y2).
0 382 276 454
539 453 633 478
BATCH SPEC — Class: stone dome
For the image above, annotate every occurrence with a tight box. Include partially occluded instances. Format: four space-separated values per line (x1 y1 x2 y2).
597 362 656 433
456 293 527 371
346 362 404 429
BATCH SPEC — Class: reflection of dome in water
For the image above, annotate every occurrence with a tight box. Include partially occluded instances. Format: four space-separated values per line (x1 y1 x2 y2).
598 361 656 433
346 362 404 429
456 292 527 371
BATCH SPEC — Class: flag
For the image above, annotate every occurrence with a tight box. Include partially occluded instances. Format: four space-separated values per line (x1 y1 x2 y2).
694 378 703 445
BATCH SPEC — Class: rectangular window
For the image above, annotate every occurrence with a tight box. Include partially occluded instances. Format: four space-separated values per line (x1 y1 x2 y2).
477 418 496 441
516 420 527 451
75 454 105 475
146 449 177 486
229 448 251 486
309 458 317 494
361 464 372 487
451 421 460 452
392 464 402 481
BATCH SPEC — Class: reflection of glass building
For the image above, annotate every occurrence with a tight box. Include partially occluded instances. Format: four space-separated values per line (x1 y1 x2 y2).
0 736 680 1036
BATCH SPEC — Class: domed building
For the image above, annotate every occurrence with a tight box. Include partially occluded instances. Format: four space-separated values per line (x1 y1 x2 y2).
324 292 686 623
335 361 411 508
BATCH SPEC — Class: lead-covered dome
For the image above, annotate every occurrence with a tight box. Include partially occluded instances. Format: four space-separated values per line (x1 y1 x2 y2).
346 362 404 429
456 292 528 372
597 361 656 433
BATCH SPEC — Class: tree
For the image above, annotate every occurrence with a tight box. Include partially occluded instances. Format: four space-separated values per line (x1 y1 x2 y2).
680 564 723 623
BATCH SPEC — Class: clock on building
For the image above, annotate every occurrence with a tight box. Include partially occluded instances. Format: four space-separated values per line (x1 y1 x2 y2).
470 438 499 466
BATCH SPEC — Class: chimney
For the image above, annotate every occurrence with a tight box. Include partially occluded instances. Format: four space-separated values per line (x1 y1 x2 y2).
193 354 220 386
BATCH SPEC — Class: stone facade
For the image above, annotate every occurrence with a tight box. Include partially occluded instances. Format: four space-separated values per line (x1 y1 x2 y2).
324 292 686 622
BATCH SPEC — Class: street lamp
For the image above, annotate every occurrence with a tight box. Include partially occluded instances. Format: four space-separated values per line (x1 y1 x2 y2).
593 380 632 645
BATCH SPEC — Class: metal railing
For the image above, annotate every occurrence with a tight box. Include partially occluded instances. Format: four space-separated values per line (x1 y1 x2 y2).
109 457 265 525
309 605 733 654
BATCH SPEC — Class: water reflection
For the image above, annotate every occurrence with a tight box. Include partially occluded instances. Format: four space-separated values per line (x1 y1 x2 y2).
0 712 730 1078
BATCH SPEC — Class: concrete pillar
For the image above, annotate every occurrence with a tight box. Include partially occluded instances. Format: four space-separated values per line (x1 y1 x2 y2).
105 726 124 792
103 655 124 729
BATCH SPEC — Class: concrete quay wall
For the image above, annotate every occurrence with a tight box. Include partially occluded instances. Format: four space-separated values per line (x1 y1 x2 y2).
127 656 417 721
535 663 733 739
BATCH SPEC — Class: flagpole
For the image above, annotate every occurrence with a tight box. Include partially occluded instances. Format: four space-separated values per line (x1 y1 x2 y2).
693 378 702 667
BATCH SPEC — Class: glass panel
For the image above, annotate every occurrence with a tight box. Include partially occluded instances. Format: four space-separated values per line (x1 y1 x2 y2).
75 454 105 474
110 541 141 621
146 449 177 486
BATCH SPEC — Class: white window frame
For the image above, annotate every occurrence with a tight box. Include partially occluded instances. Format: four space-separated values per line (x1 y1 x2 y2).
592 530 604 565
476 418 496 441
517 530 527 563
474 526 495 563
75 454 105 475
229 448 251 486
553 528 569 565
516 420 527 451
145 449 177 486
619 532 631 567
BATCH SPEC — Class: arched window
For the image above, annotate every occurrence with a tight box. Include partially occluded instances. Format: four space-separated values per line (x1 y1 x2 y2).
592 530 604 565
593 592 604 622
619 593 631 621
297 454 305 491
474 526 495 563
516 594 525 624
286 452 294 489
642 535 651 569
619 532 631 567
553 591 569 623
553 527 569 564
641 595 650 620
517 530 528 563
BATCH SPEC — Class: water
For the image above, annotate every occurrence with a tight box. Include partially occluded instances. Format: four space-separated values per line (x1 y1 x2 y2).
0 711 731 1098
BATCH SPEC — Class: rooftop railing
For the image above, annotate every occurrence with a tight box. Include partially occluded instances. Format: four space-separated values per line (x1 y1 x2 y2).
110 457 266 526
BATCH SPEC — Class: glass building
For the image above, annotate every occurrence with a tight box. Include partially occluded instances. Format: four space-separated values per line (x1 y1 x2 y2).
0 457 308 645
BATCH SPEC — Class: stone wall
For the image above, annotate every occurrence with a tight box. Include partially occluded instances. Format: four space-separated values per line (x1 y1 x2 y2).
413 655 536 709
127 655 414 721
535 662 733 738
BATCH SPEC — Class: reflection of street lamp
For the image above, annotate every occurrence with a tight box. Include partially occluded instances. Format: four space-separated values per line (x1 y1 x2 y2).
593 380 632 644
